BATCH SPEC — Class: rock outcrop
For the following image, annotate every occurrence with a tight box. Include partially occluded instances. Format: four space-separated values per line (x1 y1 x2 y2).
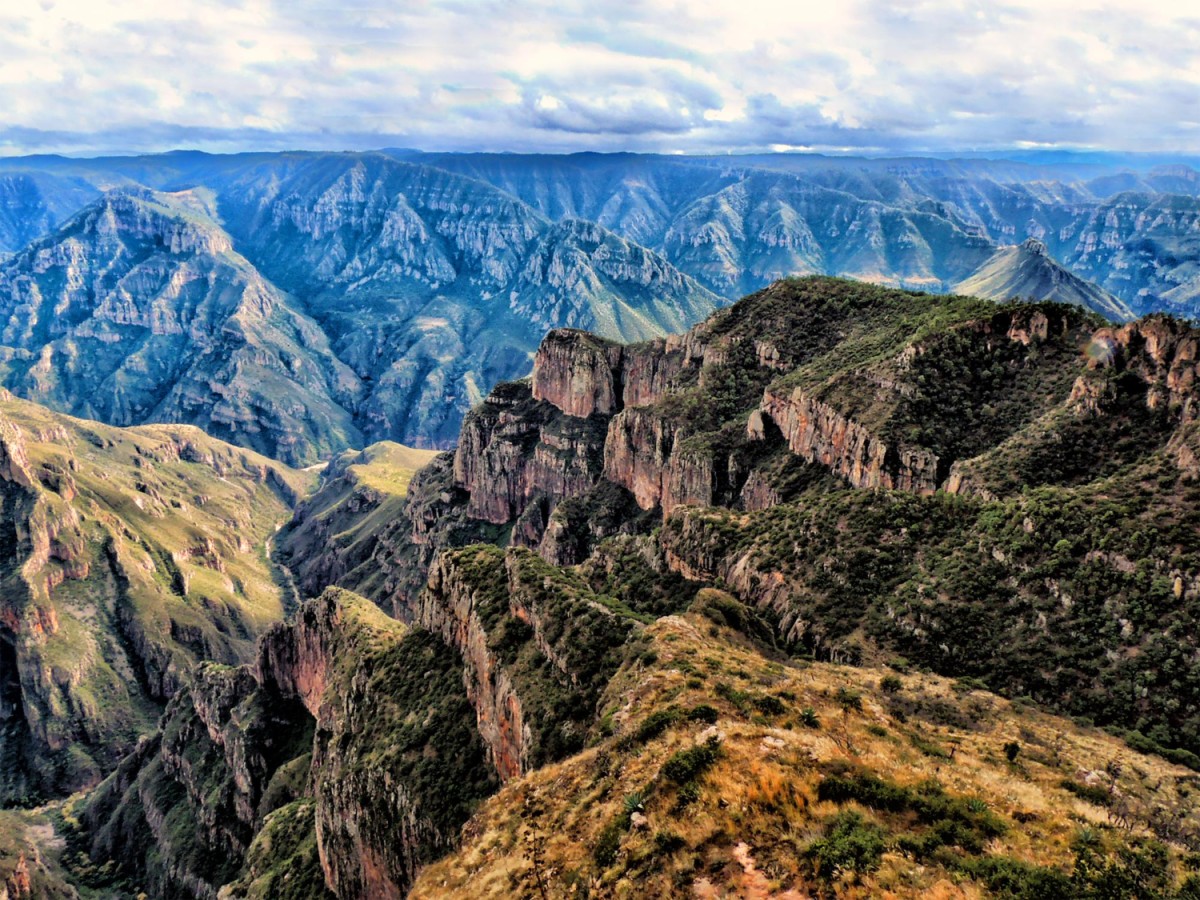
82 588 495 900
757 387 941 494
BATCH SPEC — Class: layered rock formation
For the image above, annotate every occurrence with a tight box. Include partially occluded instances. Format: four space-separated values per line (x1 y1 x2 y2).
0 156 721 461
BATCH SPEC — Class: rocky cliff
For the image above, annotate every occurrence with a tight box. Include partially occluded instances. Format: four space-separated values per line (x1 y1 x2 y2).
418 546 643 779
78 588 495 900
340 276 1200 767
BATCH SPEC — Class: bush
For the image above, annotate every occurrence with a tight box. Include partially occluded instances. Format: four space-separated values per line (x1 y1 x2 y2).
1004 741 1021 762
754 694 787 716
818 769 1005 857
662 738 722 785
633 707 681 744
806 810 886 878
799 707 821 728
687 704 719 724
880 675 904 694
1059 779 1110 807
836 687 864 714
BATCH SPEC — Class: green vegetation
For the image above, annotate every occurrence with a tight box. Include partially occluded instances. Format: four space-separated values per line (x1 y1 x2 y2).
806 810 887 879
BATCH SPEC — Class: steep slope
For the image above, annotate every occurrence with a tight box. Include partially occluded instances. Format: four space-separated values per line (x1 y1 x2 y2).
72 578 638 899
0 391 313 804
0 190 362 465
68 276 1200 899
414 606 1200 899
211 153 721 447
955 238 1134 321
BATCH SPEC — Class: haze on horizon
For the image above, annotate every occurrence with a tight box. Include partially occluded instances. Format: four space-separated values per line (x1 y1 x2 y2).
2 0 1198 159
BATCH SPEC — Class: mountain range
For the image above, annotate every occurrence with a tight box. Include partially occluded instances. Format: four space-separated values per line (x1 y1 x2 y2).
3 148 1200 898
0 150 1197 464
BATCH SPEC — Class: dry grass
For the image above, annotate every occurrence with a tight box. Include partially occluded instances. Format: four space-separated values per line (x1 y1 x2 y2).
412 604 1200 899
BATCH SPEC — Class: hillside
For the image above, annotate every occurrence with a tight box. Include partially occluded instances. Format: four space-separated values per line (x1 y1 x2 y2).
954 238 1134 321
413 606 1200 898
0 390 315 804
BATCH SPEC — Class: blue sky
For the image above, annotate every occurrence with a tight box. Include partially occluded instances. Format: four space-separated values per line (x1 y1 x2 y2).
2 0 1198 156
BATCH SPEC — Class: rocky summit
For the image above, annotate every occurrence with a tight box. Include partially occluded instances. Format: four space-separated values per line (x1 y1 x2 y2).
19 275 1196 898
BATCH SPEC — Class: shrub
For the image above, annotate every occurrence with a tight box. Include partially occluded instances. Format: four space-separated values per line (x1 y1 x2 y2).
799 707 821 728
662 738 722 785
687 704 719 724
634 707 681 744
754 694 787 716
1004 741 1021 762
806 811 886 878
880 675 904 694
836 687 864 714
1059 779 1110 807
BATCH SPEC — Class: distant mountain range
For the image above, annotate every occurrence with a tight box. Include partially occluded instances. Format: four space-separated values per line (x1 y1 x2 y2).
0 149 1198 460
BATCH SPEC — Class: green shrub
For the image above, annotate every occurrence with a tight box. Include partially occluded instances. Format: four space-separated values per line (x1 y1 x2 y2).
806 810 886 878
754 694 787 716
662 738 722 785
880 675 904 694
1059 779 1110 807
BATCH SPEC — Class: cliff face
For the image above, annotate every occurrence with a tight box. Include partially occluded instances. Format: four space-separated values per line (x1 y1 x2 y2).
451 380 609 529
80 588 495 900
757 387 941 494
81 659 313 900
418 546 642 780
0 393 311 806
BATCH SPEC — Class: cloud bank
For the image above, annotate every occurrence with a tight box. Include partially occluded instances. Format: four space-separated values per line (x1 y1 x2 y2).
1 0 1198 156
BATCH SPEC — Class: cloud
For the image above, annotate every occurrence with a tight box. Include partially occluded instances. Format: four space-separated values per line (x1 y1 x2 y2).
0 0 1197 155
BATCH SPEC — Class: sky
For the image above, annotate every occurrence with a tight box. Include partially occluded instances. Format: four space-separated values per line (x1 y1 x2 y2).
1 0 1198 157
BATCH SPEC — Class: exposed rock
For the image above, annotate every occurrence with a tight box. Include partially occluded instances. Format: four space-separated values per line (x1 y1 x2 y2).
758 388 941 494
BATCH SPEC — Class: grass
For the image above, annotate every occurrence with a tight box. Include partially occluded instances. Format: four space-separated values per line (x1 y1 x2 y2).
409 610 1200 899
0 391 317 803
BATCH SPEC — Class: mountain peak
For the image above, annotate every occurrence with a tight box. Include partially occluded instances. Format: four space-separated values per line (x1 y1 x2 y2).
1020 236 1049 256
954 238 1134 321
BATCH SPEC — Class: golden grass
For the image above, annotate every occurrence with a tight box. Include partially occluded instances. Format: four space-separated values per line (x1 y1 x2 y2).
411 607 1200 899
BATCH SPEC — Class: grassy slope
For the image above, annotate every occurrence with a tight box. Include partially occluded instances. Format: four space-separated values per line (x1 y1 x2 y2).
0 392 317 800
413 603 1200 899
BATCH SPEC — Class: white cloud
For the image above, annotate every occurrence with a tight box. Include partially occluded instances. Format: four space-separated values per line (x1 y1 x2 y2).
0 0 1197 155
